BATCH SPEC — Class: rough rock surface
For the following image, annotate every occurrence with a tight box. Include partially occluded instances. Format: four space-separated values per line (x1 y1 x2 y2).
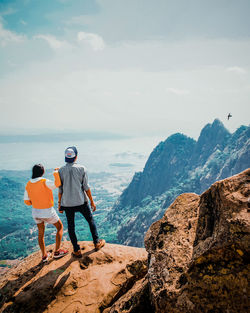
0 242 147 313
145 168 250 313
103 277 153 313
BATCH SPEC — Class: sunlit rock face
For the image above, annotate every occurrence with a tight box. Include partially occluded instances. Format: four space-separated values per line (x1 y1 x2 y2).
0 242 149 313
145 169 250 313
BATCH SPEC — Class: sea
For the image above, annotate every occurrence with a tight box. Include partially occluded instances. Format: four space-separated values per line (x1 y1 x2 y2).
0 135 164 189
0 135 164 260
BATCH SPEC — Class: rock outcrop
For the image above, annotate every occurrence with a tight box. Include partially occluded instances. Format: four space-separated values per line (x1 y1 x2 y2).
0 242 148 313
145 168 250 313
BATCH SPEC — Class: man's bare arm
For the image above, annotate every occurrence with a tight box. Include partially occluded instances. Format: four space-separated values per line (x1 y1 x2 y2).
86 189 96 212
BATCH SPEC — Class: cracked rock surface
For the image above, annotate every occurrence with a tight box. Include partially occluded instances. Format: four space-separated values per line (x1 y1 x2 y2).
145 168 250 313
0 242 148 313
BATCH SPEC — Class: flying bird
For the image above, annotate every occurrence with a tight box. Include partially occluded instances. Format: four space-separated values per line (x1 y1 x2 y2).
227 113 232 120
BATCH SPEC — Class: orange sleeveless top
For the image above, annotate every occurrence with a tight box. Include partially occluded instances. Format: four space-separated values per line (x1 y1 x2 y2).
26 179 54 209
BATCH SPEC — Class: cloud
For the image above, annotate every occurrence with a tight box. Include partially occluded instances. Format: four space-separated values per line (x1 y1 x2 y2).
166 88 190 95
0 57 250 137
33 34 70 50
65 15 94 26
0 7 17 16
77 31 105 51
0 20 25 46
226 66 247 74
20 19 27 26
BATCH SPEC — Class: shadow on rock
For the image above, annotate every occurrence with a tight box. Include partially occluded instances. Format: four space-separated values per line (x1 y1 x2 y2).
2 257 74 313
0 261 44 309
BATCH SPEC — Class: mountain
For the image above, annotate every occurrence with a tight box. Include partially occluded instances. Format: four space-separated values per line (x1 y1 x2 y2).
107 119 250 247
1 170 248 313
1 119 249 260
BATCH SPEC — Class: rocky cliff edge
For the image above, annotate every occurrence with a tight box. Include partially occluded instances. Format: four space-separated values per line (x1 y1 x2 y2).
0 243 148 313
145 168 250 313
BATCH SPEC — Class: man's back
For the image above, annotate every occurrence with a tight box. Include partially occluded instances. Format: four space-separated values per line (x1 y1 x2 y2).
59 163 89 207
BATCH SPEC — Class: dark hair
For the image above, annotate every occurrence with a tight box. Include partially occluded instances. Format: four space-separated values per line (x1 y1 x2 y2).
32 164 45 179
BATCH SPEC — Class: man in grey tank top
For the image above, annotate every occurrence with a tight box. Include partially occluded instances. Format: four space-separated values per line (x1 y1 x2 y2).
58 146 105 257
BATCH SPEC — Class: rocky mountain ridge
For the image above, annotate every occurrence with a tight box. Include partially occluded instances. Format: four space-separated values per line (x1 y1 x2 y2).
108 119 250 246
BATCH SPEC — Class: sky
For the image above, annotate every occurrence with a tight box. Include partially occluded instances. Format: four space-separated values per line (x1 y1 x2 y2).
0 0 250 139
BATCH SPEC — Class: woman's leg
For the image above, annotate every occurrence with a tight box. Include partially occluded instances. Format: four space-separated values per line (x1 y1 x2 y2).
37 222 46 257
53 220 63 252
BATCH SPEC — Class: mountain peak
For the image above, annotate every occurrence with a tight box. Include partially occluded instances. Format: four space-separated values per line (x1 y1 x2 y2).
194 119 231 165
212 118 225 127
201 118 230 135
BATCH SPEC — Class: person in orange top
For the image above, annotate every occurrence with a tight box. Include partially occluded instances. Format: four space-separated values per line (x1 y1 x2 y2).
24 164 68 262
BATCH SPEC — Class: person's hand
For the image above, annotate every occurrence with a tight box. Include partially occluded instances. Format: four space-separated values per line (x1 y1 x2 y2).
58 201 63 213
91 201 96 212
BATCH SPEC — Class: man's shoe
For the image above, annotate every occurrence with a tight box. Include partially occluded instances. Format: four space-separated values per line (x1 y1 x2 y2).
54 249 69 259
42 252 51 263
72 250 82 258
94 239 105 251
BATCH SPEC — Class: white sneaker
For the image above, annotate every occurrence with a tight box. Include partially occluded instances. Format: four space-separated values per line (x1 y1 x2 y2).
42 252 51 263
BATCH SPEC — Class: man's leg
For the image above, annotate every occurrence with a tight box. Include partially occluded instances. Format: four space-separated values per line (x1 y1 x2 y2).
53 220 63 252
37 222 46 257
65 208 80 252
79 203 99 244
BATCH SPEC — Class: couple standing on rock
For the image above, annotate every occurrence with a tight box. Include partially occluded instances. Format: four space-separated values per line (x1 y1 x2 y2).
24 146 105 262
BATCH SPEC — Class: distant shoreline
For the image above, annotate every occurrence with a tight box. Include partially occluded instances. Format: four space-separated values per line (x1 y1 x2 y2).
0 132 130 144
109 163 134 168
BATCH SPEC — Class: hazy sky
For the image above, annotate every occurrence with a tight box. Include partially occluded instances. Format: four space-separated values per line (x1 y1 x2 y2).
0 0 250 138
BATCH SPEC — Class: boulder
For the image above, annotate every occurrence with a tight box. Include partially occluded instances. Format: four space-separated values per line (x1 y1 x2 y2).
145 168 250 313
